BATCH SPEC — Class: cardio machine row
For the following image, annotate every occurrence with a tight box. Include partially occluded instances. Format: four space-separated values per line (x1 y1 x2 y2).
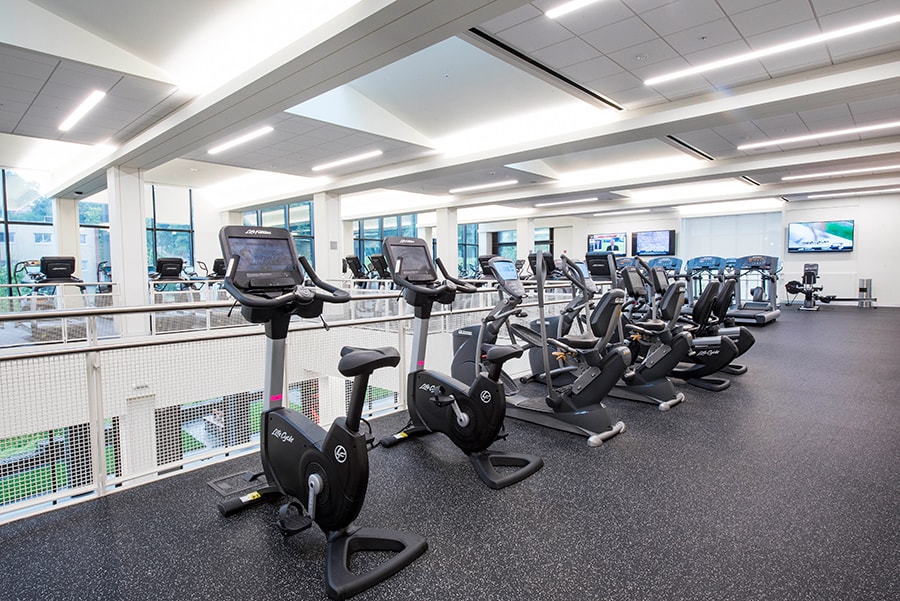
213 227 759 600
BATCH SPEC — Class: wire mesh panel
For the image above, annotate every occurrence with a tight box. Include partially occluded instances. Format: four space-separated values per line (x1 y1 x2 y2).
0 355 93 510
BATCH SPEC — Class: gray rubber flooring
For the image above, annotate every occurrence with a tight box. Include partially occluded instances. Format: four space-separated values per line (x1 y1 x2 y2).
1 305 898 600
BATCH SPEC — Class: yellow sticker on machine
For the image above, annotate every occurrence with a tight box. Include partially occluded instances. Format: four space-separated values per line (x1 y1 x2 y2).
240 491 262 502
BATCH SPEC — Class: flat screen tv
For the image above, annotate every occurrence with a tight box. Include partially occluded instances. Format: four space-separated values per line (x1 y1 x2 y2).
587 232 626 256
632 230 675 256
787 220 854 253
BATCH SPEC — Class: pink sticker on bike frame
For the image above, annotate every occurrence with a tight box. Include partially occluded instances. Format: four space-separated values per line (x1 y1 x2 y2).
271 394 283 401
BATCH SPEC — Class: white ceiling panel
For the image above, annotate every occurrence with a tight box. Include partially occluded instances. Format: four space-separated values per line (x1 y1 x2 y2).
640 0 726 36
729 0 816 38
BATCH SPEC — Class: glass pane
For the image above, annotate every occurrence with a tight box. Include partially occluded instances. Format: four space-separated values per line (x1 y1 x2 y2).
293 238 313 266
535 242 551 255
535 227 550 241
363 240 381 262
146 230 155 269
260 206 285 228
498 230 516 243
153 185 191 230
80 227 111 281
363 219 380 239
8 223 55 285
498 244 517 261
466 224 477 244
242 211 259 226
382 216 399 239
5 170 52 223
401 214 416 237
289 202 313 236
155 230 193 264
78 194 109 226
0 226 8 289
352 221 360 239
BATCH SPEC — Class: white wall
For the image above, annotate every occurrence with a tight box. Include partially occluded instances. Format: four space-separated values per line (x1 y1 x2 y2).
782 194 898 306
193 190 240 268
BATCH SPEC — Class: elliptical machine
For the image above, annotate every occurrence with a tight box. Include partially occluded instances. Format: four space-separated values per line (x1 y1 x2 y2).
378 236 543 490
215 226 426 601
452 254 627 447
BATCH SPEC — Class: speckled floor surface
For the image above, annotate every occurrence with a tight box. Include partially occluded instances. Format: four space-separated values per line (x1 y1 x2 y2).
1 306 898 600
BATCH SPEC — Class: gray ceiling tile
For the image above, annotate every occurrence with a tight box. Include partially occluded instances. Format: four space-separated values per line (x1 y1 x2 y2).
717 0 782 14
640 0 726 36
664 18 743 55
608 37 680 69
730 0 817 38
495 15 575 53
551 0 636 36
581 16 658 54
531 37 602 69
479 3 544 33
810 0 883 16
622 0 677 14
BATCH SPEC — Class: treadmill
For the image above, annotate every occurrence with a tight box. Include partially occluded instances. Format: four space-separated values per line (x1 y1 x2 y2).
727 254 781 325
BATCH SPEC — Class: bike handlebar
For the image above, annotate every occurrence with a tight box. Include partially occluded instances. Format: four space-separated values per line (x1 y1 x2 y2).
223 254 350 309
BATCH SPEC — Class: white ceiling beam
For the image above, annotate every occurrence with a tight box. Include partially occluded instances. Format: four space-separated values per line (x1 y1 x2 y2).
47 0 532 198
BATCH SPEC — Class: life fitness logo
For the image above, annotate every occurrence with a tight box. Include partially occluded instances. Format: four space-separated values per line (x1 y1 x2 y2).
334 445 347 463
480 390 492 404
244 228 272 235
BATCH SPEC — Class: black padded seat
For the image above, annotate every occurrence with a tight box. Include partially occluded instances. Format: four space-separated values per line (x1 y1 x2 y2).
485 344 522 365
338 346 400 377
636 319 667 332
557 333 598 350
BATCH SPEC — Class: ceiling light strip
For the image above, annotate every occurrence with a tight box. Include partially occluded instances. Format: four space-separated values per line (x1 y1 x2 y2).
645 13 900 86
208 126 274 155
738 120 900 150
592 209 651 217
449 179 518 194
59 91 106 131
545 0 605 20
311 149 383 172
534 197 598 207
782 164 900 181
807 187 900 199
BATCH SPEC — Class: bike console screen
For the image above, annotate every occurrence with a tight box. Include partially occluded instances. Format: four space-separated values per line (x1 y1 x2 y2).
383 237 437 284
219 226 303 291
489 257 525 298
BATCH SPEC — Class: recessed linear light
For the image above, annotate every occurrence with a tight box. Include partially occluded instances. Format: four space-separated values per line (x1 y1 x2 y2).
448 179 518 195
737 120 900 151
782 164 900 181
644 13 900 86
534 197 598 208
208 126 274 155
592 209 651 217
311 149 383 172
59 90 106 131
545 0 605 19
807 187 900 199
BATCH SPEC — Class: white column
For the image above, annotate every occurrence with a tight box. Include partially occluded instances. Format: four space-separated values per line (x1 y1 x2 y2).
52 197 83 307
313 191 343 281
516 217 535 261
107 166 150 336
435 207 458 265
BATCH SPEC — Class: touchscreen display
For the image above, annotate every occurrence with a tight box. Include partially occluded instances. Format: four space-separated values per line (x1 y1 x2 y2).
228 236 297 274
493 259 518 281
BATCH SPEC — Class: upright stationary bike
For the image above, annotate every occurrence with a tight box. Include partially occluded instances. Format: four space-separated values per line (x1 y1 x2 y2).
216 226 426 600
379 236 543 489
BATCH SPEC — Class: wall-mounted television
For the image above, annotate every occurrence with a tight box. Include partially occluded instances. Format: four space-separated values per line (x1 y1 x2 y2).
587 232 626 256
787 220 854 253
632 230 675 256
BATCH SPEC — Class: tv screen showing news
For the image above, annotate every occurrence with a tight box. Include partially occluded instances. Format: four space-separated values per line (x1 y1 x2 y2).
787 220 854 253
632 230 675 256
588 232 626 256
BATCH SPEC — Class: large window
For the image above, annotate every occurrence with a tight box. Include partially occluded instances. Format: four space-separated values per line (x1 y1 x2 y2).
79 192 110 282
242 200 315 263
458 223 479 277
492 230 517 261
350 214 417 266
534 227 553 256
146 185 193 269
1 169 55 295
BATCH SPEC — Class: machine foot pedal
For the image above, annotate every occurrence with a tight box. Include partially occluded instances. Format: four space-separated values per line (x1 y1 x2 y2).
276 501 313 536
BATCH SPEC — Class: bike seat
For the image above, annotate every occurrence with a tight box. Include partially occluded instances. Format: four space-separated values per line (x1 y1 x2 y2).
557 332 598 350
338 346 400 377
485 344 522 365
